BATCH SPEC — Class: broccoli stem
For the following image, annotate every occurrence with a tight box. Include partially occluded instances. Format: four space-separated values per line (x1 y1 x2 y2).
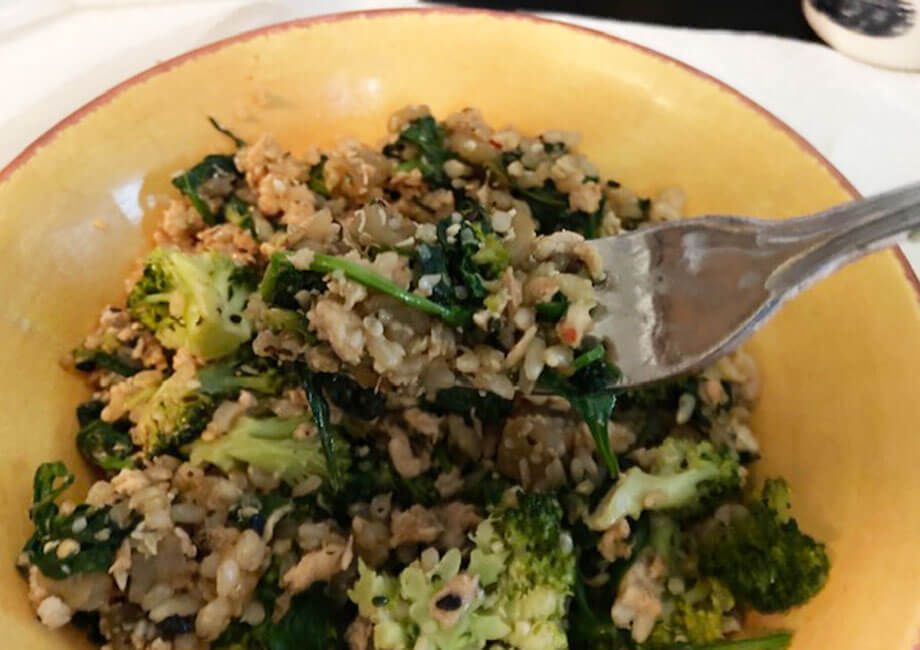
668 632 793 649
309 253 468 326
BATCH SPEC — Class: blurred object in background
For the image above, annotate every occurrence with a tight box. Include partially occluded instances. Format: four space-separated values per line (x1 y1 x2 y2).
432 0 822 40
804 0 920 69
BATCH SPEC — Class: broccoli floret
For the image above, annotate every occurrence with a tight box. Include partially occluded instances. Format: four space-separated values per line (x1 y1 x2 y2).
134 366 215 455
21 463 139 579
189 415 350 488
197 349 287 397
348 492 575 650
699 479 829 613
468 492 576 650
75 400 137 473
661 632 794 649
645 577 736 646
349 550 509 650
586 438 741 531
127 248 256 360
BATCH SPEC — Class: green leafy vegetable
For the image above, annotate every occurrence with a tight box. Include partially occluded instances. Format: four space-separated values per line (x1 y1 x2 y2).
310 252 471 327
535 291 570 323
214 581 345 650
75 400 137 473
223 194 255 233
344 447 441 508
308 155 331 198
259 252 326 310
208 116 246 147
171 154 239 224
317 372 386 420
72 346 142 377
519 181 604 238
300 366 346 491
389 116 453 187
22 463 138 579
421 386 513 425
538 348 621 477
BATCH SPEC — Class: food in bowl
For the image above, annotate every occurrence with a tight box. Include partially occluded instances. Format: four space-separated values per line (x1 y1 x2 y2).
16 106 829 649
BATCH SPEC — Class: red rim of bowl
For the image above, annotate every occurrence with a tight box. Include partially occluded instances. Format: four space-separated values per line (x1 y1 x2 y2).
1 6 917 293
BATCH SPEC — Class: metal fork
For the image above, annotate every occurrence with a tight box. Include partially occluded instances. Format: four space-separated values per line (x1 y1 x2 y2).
592 181 920 388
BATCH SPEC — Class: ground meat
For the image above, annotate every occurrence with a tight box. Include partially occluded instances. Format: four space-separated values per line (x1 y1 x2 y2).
281 538 352 594
390 505 443 548
611 552 667 643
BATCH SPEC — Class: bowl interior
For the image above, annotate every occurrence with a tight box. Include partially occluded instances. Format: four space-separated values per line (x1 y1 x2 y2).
1 10 918 649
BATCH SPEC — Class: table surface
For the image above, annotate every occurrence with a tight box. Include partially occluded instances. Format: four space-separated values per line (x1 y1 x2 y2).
1 0 918 273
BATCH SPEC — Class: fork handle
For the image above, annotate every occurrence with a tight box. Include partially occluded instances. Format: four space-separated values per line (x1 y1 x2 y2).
766 181 920 297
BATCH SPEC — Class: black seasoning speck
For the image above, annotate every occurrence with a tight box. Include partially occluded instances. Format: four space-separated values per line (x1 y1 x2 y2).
435 593 463 611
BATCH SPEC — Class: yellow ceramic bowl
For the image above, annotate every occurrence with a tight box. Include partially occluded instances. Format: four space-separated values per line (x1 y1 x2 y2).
1 9 918 649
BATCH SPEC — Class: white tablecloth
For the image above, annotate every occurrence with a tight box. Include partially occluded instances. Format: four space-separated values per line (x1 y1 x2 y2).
2 0 918 270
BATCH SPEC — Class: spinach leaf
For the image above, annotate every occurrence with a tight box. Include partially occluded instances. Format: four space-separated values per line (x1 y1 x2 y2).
309 253 472 327
72 346 142 377
409 204 509 329
535 291 570 323
23 462 139 579
389 116 453 188
308 155 330 198
208 116 246 148
518 180 605 238
75 400 137 473
171 154 239 225
299 366 345 491
538 348 621 477
259 252 326 310
216 560 343 649
421 386 513 425
317 373 386 420
344 447 440 508
214 569 344 650
223 195 255 234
